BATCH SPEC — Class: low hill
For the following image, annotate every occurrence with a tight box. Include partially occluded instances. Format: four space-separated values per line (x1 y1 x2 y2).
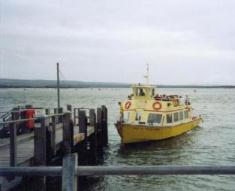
0 79 129 88
0 79 234 88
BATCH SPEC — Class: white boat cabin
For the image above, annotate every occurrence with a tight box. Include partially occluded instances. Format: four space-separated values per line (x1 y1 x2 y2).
121 84 193 127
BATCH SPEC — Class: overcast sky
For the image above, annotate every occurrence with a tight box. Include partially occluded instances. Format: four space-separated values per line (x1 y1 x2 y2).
0 0 235 85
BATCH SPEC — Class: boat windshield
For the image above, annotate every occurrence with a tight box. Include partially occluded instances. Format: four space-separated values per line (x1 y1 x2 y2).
147 113 162 124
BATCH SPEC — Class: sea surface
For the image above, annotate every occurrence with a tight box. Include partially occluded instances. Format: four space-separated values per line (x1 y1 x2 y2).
0 88 235 191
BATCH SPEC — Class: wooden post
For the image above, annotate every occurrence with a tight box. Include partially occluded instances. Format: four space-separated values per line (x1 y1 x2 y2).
59 107 64 123
63 112 73 154
73 108 80 126
54 108 58 114
59 107 63 114
67 104 72 112
34 117 48 165
78 110 88 165
34 117 48 191
54 108 58 123
45 109 50 115
97 108 102 133
10 118 17 167
78 111 87 136
96 108 104 158
89 109 96 128
73 108 76 125
45 109 52 161
101 105 108 146
50 116 56 156
8 113 18 180
62 153 78 191
89 109 98 165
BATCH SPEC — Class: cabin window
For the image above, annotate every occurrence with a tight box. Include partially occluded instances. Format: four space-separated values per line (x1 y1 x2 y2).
174 112 179 122
123 112 130 122
166 114 173 123
184 111 189 119
152 89 155 97
137 88 145 96
179 111 183 121
135 112 142 121
148 113 162 124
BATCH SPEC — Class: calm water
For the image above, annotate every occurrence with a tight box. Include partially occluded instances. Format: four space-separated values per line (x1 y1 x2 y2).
0 88 235 191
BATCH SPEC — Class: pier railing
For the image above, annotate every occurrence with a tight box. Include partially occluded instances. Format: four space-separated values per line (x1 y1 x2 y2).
1 153 235 191
0 105 108 169
0 105 109 191
0 111 66 167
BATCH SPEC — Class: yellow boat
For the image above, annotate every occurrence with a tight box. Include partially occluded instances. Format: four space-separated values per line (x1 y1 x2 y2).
115 68 202 144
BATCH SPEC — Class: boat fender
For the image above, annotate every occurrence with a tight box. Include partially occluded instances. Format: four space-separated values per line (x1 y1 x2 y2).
125 101 132 110
153 102 162 110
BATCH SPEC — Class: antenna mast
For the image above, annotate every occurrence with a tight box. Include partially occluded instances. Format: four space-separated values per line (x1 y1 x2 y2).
144 63 150 84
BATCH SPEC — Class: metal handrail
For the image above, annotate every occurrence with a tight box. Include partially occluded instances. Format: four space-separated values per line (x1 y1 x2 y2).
0 113 69 125
0 111 11 120
1 165 235 176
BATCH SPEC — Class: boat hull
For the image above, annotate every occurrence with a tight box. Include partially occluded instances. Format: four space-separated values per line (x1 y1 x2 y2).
116 118 202 144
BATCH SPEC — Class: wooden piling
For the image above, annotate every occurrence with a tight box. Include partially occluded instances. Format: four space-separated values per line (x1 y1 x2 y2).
45 108 53 160
73 108 76 125
78 110 88 165
88 109 98 165
54 108 58 123
67 104 72 112
34 117 49 191
34 117 48 165
45 109 50 116
50 116 56 156
96 108 104 159
62 153 78 191
89 109 96 127
101 105 108 146
62 112 73 154
10 113 17 167
78 111 87 137
7 112 18 181
58 107 63 123
73 108 80 126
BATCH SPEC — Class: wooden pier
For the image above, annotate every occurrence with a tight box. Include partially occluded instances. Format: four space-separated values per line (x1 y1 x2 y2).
0 105 108 191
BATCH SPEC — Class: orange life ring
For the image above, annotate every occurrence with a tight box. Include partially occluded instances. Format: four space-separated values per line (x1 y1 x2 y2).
125 101 131 109
152 102 162 110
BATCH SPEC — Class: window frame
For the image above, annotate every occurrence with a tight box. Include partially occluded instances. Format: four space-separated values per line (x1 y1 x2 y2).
174 112 179 122
179 111 184 121
135 111 142 121
184 110 189 119
166 113 173 124
147 113 162 124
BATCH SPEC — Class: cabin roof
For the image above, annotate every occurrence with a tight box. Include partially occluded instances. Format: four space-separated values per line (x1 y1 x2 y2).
131 84 156 88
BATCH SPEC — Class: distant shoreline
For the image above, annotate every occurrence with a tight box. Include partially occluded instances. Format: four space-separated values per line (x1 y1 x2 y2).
0 78 235 89
1 85 235 89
